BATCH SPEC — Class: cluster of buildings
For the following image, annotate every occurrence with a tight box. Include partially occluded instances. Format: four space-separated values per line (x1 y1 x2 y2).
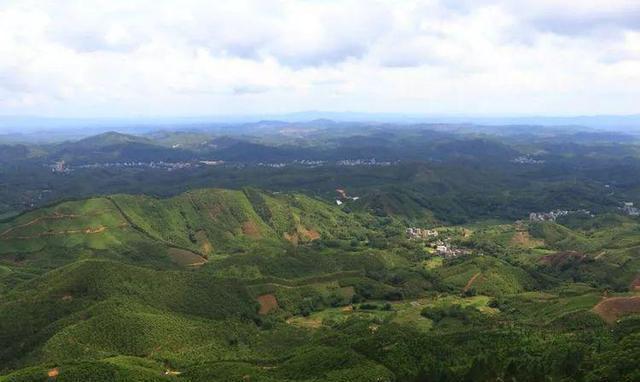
256 160 326 168
511 156 545 164
336 158 394 166
48 159 233 174
250 159 397 168
528 209 592 222
50 161 70 173
622 202 640 216
406 227 439 239
257 162 288 168
335 188 360 206
199 160 225 166
293 160 326 167
405 227 470 259
529 203 640 220
73 161 198 171
433 240 472 259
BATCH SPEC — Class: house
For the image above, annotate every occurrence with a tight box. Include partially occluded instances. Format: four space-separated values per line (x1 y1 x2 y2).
623 202 640 216
406 227 439 239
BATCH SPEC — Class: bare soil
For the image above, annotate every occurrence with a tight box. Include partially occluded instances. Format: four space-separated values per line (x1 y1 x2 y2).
242 221 261 238
257 294 279 315
593 296 640 323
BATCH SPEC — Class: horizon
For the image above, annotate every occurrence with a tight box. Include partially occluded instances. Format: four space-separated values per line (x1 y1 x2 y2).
2 111 640 129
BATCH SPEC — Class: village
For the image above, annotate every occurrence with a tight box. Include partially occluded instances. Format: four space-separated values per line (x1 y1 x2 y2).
406 226 472 259
511 155 545 164
49 160 227 174
257 158 396 168
622 202 640 216
336 158 395 167
528 208 593 222
528 202 640 222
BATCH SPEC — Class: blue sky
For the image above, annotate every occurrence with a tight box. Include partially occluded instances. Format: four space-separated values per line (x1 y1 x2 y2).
0 0 639 118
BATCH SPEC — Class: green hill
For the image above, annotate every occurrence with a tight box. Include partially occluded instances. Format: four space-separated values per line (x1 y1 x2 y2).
435 256 537 295
110 188 361 252
0 188 365 263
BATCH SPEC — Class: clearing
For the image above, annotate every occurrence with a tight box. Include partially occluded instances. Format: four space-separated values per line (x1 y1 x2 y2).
242 221 262 238
592 296 640 323
257 294 279 315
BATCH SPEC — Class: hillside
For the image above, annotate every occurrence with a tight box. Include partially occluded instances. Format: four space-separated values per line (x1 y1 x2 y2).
48 132 196 164
2 192 640 380
0 188 366 274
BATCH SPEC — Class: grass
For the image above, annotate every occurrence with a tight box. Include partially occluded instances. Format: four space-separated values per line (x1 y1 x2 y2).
435 256 536 295
423 256 444 270
287 295 498 333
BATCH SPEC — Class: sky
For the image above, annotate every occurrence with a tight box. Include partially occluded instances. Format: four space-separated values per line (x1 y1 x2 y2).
0 0 639 118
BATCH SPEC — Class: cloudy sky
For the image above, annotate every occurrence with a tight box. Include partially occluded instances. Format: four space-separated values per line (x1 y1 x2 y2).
0 0 639 118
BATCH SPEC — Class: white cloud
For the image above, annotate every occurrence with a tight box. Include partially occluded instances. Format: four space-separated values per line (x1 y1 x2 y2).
0 0 638 117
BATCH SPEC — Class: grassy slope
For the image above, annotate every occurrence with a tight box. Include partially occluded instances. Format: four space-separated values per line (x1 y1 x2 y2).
0 188 368 281
435 256 536 295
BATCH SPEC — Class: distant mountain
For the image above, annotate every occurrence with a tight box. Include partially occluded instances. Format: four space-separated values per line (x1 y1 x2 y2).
49 131 196 164
2 113 640 139
72 131 152 148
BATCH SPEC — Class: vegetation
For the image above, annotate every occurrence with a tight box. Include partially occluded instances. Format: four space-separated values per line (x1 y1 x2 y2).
1 124 639 381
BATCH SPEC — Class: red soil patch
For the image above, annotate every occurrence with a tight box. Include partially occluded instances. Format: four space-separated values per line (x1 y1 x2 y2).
630 276 640 291
257 294 279 315
540 251 586 268
242 221 261 238
301 227 320 241
47 367 59 378
284 226 320 245
593 296 640 323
